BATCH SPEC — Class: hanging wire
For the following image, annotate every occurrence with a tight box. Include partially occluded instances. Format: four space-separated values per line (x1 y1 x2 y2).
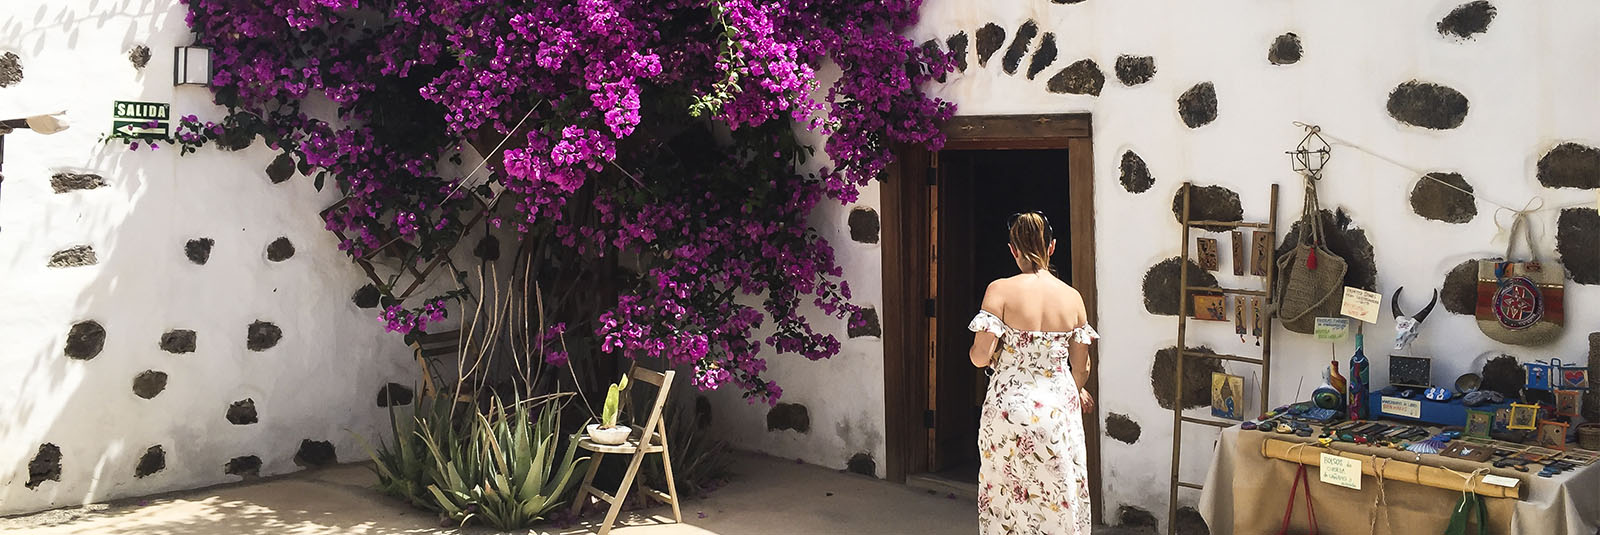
1289 122 1594 242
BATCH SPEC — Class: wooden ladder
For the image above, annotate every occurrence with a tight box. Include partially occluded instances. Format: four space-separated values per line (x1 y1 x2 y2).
1167 182 1279 535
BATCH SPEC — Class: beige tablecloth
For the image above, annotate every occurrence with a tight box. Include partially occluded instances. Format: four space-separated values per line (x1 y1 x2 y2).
1198 426 1600 535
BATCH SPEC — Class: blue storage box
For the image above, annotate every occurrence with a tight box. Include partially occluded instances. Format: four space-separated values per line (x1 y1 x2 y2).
1366 391 1512 427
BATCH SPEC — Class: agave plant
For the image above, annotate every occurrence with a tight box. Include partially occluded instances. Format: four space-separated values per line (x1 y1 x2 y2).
421 396 589 529
363 392 457 511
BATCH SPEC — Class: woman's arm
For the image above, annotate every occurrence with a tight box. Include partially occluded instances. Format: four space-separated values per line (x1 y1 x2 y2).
969 282 1004 368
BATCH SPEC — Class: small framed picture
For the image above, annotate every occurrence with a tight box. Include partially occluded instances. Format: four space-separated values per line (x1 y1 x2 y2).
1535 420 1569 450
1193 295 1227 321
1557 365 1589 390
1508 402 1540 430
1211 372 1245 420
1464 409 1494 439
1524 361 1552 391
1389 355 1433 388
1553 389 1581 417
1493 407 1513 432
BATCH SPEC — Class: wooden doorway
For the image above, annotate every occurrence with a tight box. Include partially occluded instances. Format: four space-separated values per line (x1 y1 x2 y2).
881 114 1101 522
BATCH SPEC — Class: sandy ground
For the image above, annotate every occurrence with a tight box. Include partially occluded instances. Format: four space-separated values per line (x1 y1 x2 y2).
1 452 1155 534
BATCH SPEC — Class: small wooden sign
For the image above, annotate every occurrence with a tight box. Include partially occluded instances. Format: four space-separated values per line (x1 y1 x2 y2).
1231 230 1246 276
1197 238 1220 271
1251 231 1271 276
1193 294 1227 321
1212 372 1245 420
1234 296 1248 338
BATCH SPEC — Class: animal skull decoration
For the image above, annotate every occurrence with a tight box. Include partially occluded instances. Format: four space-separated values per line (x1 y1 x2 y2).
1391 286 1438 352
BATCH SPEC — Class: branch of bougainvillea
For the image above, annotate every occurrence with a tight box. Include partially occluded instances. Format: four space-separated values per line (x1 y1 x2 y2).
441 101 542 203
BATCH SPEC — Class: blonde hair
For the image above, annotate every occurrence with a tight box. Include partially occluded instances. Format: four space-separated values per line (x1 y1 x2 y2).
1008 212 1053 273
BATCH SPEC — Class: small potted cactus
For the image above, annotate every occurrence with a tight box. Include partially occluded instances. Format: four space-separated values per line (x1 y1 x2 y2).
587 373 631 445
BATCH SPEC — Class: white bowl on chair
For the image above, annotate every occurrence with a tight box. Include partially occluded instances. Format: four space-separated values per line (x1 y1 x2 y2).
587 424 630 445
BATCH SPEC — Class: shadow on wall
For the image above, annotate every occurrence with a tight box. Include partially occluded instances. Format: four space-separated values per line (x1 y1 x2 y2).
0 0 422 514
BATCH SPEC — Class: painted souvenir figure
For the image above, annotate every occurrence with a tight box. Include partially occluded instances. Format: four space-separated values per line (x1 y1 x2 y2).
968 212 1098 535
1197 237 1220 271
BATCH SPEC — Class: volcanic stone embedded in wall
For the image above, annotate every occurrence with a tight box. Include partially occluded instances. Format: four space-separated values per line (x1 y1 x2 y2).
947 32 969 72
377 382 414 407
1387 81 1469 130
265 237 295 262
1410 172 1477 223
295 439 337 467
1046 59 1104 96
128 45 152 69
1026 33 1058 80
1001 21 1039 75
352 284 381 309
1114 55 1155 87
1177 82 1218 129
65 321 106 360
227 398 258 425
1142 257 1219 316
160 329 197 353
50 172 106 193
1536 143 1600 190
1152 346 1223 410
185 238 214 265
1480 355 1524 398
846 453 875 476
265 152 295 184
1556 208 1599 284
0 52 21 88
225 455 261 477
135 445 165 478
976 24 1005 67
848 306 881 338
1439 1 1497 40
1120 151 1154 193
133 370 168 399
1170 185 1242 231
473 234 500 261
1441 258 1491 315
767 403 810 433
848 207 880 244
1268 33 1302 65
247 320 282 351
49 245 97 268
1176 506 1210 535
1273 209 1379 292
1104 412 1141 444
1117 505 1158 530
26 444 61 489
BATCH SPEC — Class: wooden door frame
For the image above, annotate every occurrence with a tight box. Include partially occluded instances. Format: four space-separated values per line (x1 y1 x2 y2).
882 113 1101 522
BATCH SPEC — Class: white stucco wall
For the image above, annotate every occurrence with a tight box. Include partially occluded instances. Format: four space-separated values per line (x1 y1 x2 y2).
720 1 1599 531
0 0 446 515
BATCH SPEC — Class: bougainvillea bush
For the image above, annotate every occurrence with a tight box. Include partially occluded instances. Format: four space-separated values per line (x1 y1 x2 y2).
177 0 954 404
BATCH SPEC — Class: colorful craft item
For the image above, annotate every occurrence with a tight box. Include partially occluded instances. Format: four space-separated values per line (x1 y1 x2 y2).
1348 334 1370 420
1525 361 1552 391
1312 386 1344 410
1424 387 1451 401
1327 361 1347 397
1405 439 1445 455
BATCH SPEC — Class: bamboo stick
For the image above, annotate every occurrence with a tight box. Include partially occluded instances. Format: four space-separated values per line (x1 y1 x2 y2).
1261 438 1522 499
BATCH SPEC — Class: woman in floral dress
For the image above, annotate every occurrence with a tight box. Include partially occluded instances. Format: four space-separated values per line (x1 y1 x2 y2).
967 212 1097 535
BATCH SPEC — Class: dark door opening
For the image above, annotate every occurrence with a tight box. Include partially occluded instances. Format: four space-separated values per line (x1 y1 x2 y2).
929 148 1073 481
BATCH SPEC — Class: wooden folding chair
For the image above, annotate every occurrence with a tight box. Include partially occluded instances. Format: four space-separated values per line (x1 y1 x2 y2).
407 329 473 403
569 365 681 535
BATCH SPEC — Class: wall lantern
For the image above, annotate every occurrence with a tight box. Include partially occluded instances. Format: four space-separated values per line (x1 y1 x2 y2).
174 45 212 87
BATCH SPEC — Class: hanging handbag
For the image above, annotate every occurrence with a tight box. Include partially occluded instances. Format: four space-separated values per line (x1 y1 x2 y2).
1276 177 1347 334
1442 489 1488 535
1475 213 1564 346
1277 464 1319 535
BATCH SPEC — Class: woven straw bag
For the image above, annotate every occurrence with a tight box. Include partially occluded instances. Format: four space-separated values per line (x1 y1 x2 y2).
1474 213 1565 346
1275 178 1346 334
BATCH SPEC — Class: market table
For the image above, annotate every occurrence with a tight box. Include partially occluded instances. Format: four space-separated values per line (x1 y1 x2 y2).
1197 425 1600 535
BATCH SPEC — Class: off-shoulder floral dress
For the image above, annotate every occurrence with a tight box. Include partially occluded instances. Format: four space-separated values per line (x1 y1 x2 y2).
969 310 1099 535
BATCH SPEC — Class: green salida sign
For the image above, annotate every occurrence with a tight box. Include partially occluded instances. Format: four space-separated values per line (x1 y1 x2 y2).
112 101 170 140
